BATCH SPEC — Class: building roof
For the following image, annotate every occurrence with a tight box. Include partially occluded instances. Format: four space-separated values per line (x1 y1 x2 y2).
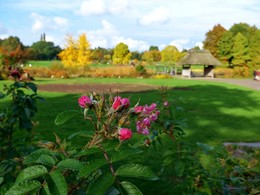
177 50 222 66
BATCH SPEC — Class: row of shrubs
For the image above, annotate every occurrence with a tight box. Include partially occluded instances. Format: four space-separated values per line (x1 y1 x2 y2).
20 61 256 79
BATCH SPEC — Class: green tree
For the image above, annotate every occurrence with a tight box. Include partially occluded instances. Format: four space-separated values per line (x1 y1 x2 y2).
30 41 61 60
248 29 260 68
0 36 23 53
203 24 226 58
217 31 234 65
161 45 181 64
149 45 159 51
231 33 250 67
112 42 131 65
229 23 253 38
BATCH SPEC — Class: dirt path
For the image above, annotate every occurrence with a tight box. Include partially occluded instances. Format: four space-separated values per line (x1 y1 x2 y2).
38 83 158 94
194 78 260 91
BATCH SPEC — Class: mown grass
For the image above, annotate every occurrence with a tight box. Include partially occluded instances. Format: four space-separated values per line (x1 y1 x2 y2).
1 77 260 144
1 78 260 194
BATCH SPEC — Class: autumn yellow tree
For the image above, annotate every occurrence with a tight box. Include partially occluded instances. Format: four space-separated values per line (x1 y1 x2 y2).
161 45 182 64
112 42 131 65
58 33 92 67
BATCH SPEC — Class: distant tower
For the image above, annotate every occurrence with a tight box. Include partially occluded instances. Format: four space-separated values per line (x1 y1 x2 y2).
40 33 46 41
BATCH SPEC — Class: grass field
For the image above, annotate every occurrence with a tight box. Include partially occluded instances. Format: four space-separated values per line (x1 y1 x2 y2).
1 77 260 144
1 77 260 194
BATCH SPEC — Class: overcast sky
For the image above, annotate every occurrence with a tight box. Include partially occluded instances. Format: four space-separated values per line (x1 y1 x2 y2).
0 0 259 51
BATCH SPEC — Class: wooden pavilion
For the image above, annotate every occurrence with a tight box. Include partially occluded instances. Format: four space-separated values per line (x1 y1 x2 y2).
177 50 221 78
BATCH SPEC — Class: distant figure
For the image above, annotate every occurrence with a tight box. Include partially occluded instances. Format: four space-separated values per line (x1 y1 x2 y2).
253 70 256 80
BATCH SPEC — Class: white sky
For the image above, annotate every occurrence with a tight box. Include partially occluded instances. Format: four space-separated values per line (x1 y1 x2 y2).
0 0 259 51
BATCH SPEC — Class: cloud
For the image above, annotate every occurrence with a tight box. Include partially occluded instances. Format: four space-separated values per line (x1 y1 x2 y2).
195 42 203 49
80 20 149 51
139 6 171 25
111 36 149 51
78 0 106 16
31 13 68 32
108 0 129 14
169 39 190 51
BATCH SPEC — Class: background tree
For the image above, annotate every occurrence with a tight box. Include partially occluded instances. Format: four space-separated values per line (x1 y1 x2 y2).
229 23 253 38
76 33 92 66
231 32 250 67
149 45 159 51
58 34 92 67
30 41 61 60
161 45 182 64
203 24 226 58
0 36 28 66
217 31 234 65
112 42 131 65
248 29 260 68
142 50 161 63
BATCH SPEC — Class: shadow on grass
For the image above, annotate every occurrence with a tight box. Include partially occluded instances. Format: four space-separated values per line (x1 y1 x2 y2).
34 84 260 145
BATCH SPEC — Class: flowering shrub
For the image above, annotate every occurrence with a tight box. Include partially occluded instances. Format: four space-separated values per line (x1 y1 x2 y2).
3 91 175 194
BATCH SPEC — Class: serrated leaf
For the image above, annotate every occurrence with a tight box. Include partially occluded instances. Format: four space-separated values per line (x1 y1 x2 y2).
57 159 83 171
87 170 115 195
111 148 143 163
54 110 79 126
48 170 67 195
6 180 41 195
116 164 158 181
36 154 55 166
77 158 107 179
74 148 101 158
16 165 48 184
24 148 55 165
121 181 143 195
67 131 94 140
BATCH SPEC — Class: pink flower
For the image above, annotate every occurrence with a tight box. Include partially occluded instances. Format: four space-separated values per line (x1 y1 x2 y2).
144 103 157 114
134 106 143 113
112 96 130 110
164 101 169 107
143 118 151 126
112 98 122 110
121 98 130 108
78 95 92 108
119 128 132 141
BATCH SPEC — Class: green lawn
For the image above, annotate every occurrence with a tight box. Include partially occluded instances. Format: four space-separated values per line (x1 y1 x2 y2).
1 77 260 194
1 77 260 144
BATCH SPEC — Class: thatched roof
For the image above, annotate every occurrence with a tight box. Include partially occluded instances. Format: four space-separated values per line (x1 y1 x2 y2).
177 50 222 66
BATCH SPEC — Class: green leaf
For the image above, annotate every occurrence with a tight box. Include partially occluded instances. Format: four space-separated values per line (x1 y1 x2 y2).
16 165 48 184
67 131 94 140
54 110 80 126
24 148 55 165
115 164 158 181
74 148 101 158
36 154 55 166
77 158 107 179
48 170 67 195
0 177 3 185
87 170 115 195
26 82 38 93
6 180 41 195
174 162 185 177
121 181 143 195
111 148 143 163
57 159 83 171
41 183 52 195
